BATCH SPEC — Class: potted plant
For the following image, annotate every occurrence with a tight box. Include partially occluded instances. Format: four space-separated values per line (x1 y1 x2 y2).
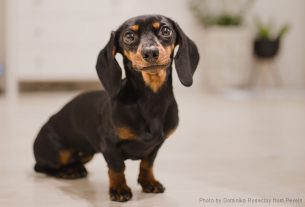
254 21 289 59
191 0 255 28
190 0 256 91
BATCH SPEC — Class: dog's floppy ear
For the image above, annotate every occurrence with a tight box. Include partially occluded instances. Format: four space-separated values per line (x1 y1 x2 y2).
173 22 200 87
96 31 122 97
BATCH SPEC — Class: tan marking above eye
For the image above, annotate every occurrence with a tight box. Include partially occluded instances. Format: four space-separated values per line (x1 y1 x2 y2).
131 24 139 31
152 22 161 29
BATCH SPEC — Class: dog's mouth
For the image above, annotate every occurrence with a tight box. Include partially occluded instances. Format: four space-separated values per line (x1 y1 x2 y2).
141 63 170 73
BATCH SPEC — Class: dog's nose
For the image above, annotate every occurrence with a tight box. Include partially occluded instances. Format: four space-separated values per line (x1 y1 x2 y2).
141 46 159 63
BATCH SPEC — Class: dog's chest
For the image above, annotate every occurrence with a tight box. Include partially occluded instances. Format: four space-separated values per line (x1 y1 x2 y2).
112 99 168 159
119 139 161 160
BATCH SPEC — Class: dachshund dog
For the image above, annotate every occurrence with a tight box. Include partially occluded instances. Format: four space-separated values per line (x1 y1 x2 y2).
33 15 199 202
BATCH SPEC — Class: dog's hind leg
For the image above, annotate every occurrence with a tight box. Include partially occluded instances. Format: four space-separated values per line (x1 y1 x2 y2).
33 123 88 179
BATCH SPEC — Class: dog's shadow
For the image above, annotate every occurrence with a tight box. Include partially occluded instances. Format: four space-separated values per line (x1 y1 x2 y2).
58 178 108 207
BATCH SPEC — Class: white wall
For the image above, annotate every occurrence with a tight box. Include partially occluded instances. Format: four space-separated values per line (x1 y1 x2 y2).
5 0 196 81
2 0 305 92
0 0 4 65
0 0 4 90
193 0 305 89
249 0 305 88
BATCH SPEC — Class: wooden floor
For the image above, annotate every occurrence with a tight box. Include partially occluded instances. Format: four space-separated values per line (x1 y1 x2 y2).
0 89 304 207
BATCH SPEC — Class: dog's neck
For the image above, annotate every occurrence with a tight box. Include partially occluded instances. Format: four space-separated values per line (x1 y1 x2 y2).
114 61 175 139
140 70 167 93
119 63 174 138
123 61 173 96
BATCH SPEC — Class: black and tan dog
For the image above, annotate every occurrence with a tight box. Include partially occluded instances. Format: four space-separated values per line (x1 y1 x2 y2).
33 15 199 202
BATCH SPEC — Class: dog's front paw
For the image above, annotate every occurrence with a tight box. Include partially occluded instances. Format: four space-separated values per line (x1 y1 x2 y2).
109 185 132 202
140 180 165 193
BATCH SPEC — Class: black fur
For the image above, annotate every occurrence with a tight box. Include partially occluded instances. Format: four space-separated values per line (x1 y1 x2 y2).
173 22 200 86
96 32 122 97
33 15 199 202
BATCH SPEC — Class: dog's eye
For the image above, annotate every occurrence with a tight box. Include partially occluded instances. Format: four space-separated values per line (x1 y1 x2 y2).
123 31 136 44
160 26 172 37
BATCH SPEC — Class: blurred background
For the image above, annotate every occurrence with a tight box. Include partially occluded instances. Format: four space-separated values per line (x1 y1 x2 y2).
0 0 305 94
0 0 304 206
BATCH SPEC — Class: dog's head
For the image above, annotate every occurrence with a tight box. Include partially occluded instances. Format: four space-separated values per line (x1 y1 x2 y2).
96 15 199 97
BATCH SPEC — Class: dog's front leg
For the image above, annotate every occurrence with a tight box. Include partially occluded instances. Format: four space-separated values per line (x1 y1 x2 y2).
103 148 132 202
138 145 165 193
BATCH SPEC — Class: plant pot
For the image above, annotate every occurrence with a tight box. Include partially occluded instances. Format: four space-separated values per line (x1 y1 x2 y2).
203 26 252 91
254 39 280 59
